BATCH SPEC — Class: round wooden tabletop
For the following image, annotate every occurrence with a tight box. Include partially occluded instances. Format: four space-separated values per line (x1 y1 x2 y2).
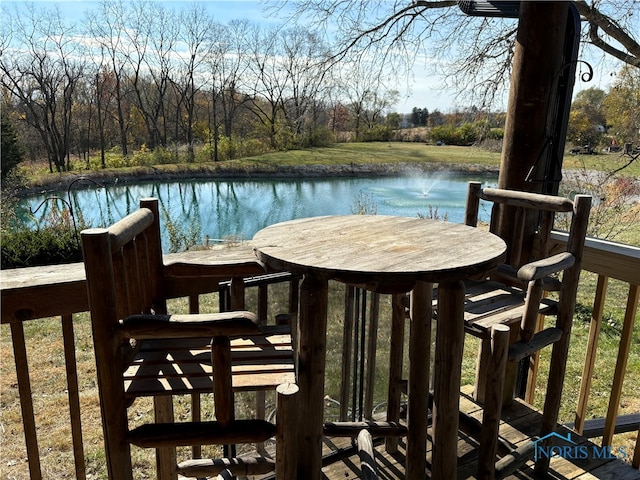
253 215 506 290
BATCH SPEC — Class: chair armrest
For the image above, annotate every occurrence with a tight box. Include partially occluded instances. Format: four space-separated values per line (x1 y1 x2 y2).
118 311 260 339
517 252 575 282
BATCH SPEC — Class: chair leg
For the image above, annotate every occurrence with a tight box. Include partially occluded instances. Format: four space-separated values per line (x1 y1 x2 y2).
477 325 510 480
154 395 178 480
473 337 491 404
534 332 571 475
475 324 519 408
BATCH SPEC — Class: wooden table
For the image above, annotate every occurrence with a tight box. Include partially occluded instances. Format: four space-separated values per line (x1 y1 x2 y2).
252 215 506 479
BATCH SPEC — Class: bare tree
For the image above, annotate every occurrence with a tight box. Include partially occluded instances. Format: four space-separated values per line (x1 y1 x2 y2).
205 20 253 161
279 26 332 143
334 62 398 140
0 4 85 172
121 1 179 150
246 25 289 149
86 0 132 156
219 20 253 141
92 65 116 168
280 0 639 108
174 3 212 162
574 0 640 68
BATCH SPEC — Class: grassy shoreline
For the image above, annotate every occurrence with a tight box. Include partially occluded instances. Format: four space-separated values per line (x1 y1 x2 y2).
12 142 639 197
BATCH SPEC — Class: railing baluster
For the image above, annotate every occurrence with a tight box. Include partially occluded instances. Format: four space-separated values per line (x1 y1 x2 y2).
574 274 608 434
61 313 86 480
633 426 640 468
9 320 42 480
189 294 202 459
602 283 639 446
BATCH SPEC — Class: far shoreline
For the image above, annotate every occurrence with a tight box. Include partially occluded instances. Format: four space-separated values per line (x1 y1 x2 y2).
16 161 500 197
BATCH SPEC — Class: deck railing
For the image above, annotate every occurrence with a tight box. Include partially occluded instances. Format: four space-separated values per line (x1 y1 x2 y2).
0 252 297 480
550 232 639 466
1 234 638 478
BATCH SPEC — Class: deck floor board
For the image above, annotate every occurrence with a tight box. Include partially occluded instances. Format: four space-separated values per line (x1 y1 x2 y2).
315 387 632 480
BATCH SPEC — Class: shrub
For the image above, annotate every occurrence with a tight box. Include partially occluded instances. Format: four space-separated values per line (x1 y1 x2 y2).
1 190 84 269
1 225 82 269
429 125 460 145
558 166 640 240
488 128 504 140
417 205 449 221
351 190 378 215
458 123 479 145
300 126 334 148
361 125 393 142
160 205 202 253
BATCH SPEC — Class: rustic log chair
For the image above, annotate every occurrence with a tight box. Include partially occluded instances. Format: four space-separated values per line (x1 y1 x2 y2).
460 182 591 479
81 198 297 480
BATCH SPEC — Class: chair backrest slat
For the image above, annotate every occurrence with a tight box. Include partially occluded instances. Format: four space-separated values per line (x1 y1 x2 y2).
136 231 153 313
536 210 555 259
82 203 164 344
507 206 526 267
112 248 131 322
140 198 167 314
123 241 143 315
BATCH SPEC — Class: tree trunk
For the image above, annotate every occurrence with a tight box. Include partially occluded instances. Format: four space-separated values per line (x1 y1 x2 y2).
498 2 570 262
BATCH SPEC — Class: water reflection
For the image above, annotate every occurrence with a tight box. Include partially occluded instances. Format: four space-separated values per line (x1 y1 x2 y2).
19 175 497 247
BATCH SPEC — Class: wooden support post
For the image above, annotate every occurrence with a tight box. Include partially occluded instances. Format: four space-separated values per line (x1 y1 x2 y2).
474 337 491 404
10 320 42 480
341 285 356 421
212 336 234 427
407 281 432 480
191 393 202 459
256 285 268 454
633 426 640 469
188 295 202 459
297 274 328 480
497 2 570 257
230 276 245 311
385 293 406 453
365 293 380 419
477 324 510 480
276 383 299 480
432 280 464 480
524 307 547 404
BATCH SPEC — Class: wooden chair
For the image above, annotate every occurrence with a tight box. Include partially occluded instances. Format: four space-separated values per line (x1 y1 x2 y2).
461 182 591 479
81 198 297 480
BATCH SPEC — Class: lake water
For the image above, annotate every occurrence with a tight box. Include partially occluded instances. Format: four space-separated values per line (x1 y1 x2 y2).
19 174 497 247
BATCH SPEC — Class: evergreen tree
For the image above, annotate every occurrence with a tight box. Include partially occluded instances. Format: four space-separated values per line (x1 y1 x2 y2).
1 112 24 180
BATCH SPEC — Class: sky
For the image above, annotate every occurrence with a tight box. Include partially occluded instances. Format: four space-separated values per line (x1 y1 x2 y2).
3 0 629 114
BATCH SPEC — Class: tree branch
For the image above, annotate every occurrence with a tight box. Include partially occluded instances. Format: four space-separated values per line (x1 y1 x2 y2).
575 1 640 68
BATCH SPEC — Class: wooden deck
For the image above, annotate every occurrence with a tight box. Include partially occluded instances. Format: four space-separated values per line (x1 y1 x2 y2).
314 387 638 480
